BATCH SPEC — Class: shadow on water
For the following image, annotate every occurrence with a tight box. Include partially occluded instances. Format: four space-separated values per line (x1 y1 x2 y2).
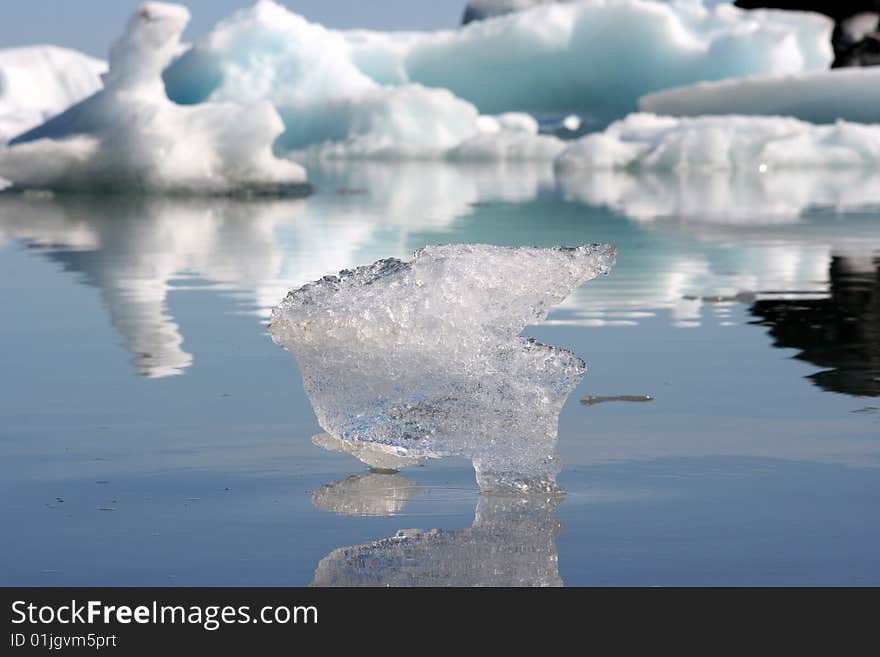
750 256 880 397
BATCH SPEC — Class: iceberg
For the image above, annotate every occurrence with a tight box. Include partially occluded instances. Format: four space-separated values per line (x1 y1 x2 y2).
639 67 880 123
1 3 306 194
0 46 106 145
269 243 616 492
163 0 833 141
312 493 563 586
555 112 880 171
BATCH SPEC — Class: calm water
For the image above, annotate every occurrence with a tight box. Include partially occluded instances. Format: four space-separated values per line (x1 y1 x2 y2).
1 163 878 586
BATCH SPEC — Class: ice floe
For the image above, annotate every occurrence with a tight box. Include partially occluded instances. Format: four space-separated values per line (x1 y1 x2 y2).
639 66 880 123
0 2 305 194
555 113 880 171
269 243 616 492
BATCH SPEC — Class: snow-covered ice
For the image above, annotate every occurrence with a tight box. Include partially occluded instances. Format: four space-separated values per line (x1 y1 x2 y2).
0 46 106 145
0 3 306 194
639 66 880 124
269 243 616 492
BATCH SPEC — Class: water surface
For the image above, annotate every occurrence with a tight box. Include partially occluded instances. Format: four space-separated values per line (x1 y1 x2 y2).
1 163 878 585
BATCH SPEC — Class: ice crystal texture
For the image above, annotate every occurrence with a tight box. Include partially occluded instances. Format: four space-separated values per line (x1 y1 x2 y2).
270 243 616 492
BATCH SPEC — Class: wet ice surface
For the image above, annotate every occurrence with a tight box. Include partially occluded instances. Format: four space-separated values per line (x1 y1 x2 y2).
0 162 878 585
270 243 615 492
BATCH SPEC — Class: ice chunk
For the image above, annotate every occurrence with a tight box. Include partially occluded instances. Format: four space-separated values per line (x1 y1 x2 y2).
555 112 880 172
269 243 616 492
639 67 880 123
312 493 563 586
0 3 306 194
0 46 106 144
164 0 833 138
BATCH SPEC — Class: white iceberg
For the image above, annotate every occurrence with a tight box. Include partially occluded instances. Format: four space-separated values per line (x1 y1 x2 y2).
269 243 616 492
163 0 833 144
639 66 880 124
1 3 306 194
555 112 880 171
0 46 106 145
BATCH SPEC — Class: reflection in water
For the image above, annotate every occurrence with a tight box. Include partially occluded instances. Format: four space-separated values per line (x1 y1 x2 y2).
1 162 879 387
309 428 562 586
313 487 562 587
751 256 880 397
311 471 421 516
0 195 305 377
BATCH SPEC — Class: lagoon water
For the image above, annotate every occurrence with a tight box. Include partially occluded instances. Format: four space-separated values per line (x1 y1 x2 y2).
1 162 878 586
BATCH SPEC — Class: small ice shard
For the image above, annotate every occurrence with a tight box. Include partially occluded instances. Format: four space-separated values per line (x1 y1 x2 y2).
312 494 563 587
0 2 306 194
270 243 616 492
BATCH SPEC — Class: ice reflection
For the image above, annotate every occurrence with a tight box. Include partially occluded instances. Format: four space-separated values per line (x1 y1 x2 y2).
308 420 562 586
1 162 879 385
312 485 563 587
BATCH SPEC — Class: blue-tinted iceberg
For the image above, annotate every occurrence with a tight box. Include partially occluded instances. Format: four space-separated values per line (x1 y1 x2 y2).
164 0 833 141
0 46 106 145
1 3 305 194
639 66 880 123
269 243 616 492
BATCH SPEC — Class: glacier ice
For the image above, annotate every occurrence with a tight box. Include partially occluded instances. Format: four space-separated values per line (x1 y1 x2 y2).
163 0 833 141
639 66 880 123
0 3 306 194
269 243 616 492
555 112 880 171
312 493 562 586
0 46 106 145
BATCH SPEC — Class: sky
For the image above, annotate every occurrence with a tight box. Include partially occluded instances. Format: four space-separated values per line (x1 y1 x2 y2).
0 1 468 57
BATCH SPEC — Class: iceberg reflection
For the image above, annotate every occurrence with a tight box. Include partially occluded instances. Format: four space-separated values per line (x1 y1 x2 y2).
1 161 878 386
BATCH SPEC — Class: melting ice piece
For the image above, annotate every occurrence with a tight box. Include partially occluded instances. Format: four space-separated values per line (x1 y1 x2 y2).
270 243 616 492
0 2 305 194
312 493 563 586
